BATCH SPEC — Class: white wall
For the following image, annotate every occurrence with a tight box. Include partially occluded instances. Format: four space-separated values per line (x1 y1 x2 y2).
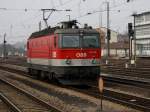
102 49 128 57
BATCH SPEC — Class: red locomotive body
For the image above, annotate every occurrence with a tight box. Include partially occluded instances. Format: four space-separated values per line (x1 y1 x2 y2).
27 21 101 80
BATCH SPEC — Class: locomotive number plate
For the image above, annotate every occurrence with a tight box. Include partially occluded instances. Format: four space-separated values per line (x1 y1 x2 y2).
76 53 87 58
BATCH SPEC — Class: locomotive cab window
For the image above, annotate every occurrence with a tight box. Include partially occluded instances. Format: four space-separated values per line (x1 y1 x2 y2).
82 35 100 48
61 35 79 48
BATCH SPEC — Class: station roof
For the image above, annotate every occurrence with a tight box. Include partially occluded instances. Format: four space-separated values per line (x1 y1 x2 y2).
133 11 150 16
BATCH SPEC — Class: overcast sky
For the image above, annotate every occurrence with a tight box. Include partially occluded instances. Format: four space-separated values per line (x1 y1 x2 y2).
0 0 150 44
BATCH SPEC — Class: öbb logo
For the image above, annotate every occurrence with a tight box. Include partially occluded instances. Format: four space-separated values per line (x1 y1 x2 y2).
76 53 87 58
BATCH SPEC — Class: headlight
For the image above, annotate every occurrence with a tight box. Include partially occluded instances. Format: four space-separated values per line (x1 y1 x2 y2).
66 59 71 64
92 59 97 64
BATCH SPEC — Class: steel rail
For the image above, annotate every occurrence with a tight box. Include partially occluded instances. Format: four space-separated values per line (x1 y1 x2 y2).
69 85 150 112
102 75 150 88
0 78 63 112
103 89 150 112
0 64 150 111
102 66 150 78
0 92 22 112
1 64 149 88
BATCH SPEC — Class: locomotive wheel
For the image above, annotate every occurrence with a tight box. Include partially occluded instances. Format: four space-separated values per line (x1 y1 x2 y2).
49 72 57 81
35 70 41 79
48 72 53 80
28 68 34 76
27 68 31 74
40 71 46 79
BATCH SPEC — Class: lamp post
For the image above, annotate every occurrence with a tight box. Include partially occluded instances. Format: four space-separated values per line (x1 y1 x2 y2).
103 1 110 64
132 13 137 62
3 33 7 60
99 6 103 28
106 2 110 58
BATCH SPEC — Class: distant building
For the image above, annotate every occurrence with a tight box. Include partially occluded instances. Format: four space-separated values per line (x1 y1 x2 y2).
99 27 118 43
135 11 150 57
96 27 129 57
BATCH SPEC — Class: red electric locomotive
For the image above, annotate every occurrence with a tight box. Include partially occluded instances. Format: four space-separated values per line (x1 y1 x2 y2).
27 20 101 82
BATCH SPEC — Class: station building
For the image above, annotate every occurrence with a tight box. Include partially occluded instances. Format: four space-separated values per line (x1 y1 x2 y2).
135 11 150 57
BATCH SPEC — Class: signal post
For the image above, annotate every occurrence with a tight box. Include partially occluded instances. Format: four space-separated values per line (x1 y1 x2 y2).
98 77 104 111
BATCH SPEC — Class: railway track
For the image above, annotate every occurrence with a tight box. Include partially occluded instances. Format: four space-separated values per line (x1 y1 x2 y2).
61 76 150 111
0 92 21 112
0 64 150 111
0 93 18 112
70 85 150 112
0 77 62 112
102 67 150 79
101 75 150 89
0 64 149 88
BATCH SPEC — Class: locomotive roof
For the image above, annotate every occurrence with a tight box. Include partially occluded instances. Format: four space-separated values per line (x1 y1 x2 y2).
29 27 99 39
29 27 58 39
55 29 99 34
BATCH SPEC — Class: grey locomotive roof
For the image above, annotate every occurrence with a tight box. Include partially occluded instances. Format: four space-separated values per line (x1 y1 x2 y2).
29 27 99 39
54 28 99 34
